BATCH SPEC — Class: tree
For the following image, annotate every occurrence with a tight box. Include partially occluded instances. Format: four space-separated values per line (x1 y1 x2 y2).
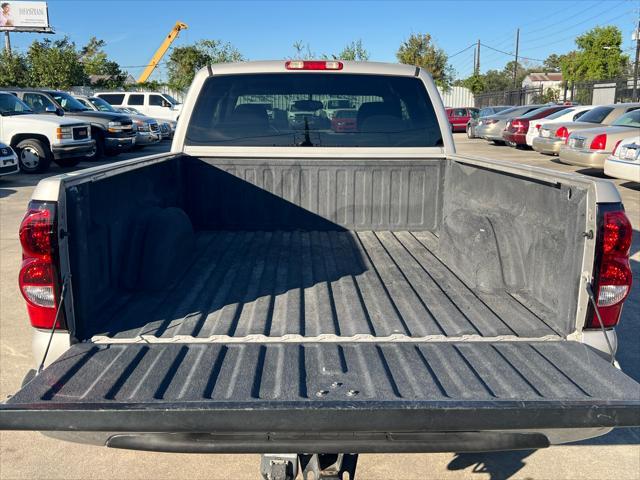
337 40 369 61
560 26 629 82
26 37 87 89
543 53 563 72
0 50 29 87
456 73 485 94
396 33 453 88
167 40 243 91
80 36 127 89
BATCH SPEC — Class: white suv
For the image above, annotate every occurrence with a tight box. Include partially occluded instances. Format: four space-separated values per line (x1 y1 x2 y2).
94 91 182 121
0 92 94 173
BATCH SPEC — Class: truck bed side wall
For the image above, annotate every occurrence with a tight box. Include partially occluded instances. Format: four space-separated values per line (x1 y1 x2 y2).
64 155 587 340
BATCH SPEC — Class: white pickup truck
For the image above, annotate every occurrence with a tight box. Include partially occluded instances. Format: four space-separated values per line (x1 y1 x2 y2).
0 92 94 173
1 61 638 479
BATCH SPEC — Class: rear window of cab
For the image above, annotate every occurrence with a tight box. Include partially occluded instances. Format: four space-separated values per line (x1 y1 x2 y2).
186 73 444 148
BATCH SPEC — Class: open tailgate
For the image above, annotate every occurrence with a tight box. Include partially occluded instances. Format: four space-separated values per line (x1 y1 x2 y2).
1 341 639 449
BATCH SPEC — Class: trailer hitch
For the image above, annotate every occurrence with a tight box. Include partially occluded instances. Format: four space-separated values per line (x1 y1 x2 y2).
260 453 358 480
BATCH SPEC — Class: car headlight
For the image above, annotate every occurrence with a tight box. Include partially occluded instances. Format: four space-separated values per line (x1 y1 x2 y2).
134 119 150 132
0 146 13 157
56 127 73 140
108 121 128 133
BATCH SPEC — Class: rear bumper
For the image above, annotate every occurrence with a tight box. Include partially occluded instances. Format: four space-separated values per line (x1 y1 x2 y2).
41 427 612 453
558 146 609 168
604 158 640 182
51 140 96 160
533 136 563 154
502 131 526 145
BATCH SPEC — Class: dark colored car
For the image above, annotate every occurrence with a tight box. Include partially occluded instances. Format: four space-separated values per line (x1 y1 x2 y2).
446 107 479 133
502 105 570 148
9 89 136 158
331 109 357 132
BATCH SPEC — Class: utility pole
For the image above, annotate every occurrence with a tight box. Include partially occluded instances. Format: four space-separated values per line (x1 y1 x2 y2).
473 49 477 76
633 19 639 102
4 31 11 55
476 39 481 75
513 28 520 88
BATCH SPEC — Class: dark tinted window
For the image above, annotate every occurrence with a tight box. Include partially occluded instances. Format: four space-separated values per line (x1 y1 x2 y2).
51 92 89 112
22 93 56 113
128 94 144 106
89 97 117 112
612 110 640 128
97 93 125 105
579 106 614 124
186 73 443 147
150 95 167 106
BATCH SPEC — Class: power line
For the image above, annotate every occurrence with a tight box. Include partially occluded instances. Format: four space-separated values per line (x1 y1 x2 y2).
522 10 636 51
447 43 476 59
522 0 619 37
480 42 544 63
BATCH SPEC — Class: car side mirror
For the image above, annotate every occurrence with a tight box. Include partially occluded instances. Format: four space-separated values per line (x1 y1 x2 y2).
56 107 65 116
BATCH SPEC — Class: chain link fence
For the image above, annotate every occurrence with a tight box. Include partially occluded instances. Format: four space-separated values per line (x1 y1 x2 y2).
474 86 543 108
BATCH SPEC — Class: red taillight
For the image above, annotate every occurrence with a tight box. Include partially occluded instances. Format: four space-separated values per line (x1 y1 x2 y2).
612 139 623 156
18 201 62 329
285 60 343 70
587 210 633 328
590 133 607 150
555 126 569 140
19 208 54 260
534 124 541 130
510 119 529 133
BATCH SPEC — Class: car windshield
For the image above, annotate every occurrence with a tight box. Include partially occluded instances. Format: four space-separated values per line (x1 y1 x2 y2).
186 73 443 147
0 93 34 115
520 106 562 119
611 109 640 128
545 108 576 120
327 99 351 109
89 97 118 113
52 92 90 112
334 109 357 118
579 106 613 124
163 94 180 105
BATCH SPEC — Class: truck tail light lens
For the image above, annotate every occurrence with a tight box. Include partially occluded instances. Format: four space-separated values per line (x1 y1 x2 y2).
18 201 63 330
285 60 343 70
587 209 633 329
555 126 569 140
590 133 607 150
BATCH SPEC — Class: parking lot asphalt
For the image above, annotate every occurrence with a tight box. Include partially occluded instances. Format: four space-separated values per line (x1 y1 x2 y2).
1 136 638 480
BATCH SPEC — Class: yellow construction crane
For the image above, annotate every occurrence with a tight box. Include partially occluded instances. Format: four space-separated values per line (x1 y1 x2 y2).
137 21 188 83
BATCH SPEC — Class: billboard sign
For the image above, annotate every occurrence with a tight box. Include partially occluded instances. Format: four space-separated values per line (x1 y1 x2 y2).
0 1 50 32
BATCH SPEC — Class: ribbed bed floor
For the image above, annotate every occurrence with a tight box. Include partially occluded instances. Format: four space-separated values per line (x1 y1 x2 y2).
93 231 561 340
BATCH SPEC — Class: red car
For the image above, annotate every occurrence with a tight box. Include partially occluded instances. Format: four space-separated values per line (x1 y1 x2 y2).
502 105 570 147
331 109 357 132
446 107 478 133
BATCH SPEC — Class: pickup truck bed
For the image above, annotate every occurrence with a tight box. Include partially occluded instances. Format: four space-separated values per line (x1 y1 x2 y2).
94 230 560 341
2 63 638 458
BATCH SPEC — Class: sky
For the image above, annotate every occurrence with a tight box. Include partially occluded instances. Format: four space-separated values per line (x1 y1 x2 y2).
5 0 639 82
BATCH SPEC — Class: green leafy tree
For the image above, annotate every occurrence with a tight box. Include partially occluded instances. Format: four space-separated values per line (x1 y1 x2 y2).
0 50 29 87
26 37 87 89
80 36 127 89
167 40 243 92
337 40 369 61
456 73 485 94
560 26 628 81
543 53 563 72
396 33 453 89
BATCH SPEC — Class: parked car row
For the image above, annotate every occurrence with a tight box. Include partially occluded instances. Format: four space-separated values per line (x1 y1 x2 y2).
469 102 640 183
0 88 177 174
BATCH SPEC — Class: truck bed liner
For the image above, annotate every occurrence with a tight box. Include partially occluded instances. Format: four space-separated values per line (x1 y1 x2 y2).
2 341 639 434
92 230 560 341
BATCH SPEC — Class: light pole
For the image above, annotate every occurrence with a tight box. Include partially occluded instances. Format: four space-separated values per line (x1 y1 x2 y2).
632 21 640 102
